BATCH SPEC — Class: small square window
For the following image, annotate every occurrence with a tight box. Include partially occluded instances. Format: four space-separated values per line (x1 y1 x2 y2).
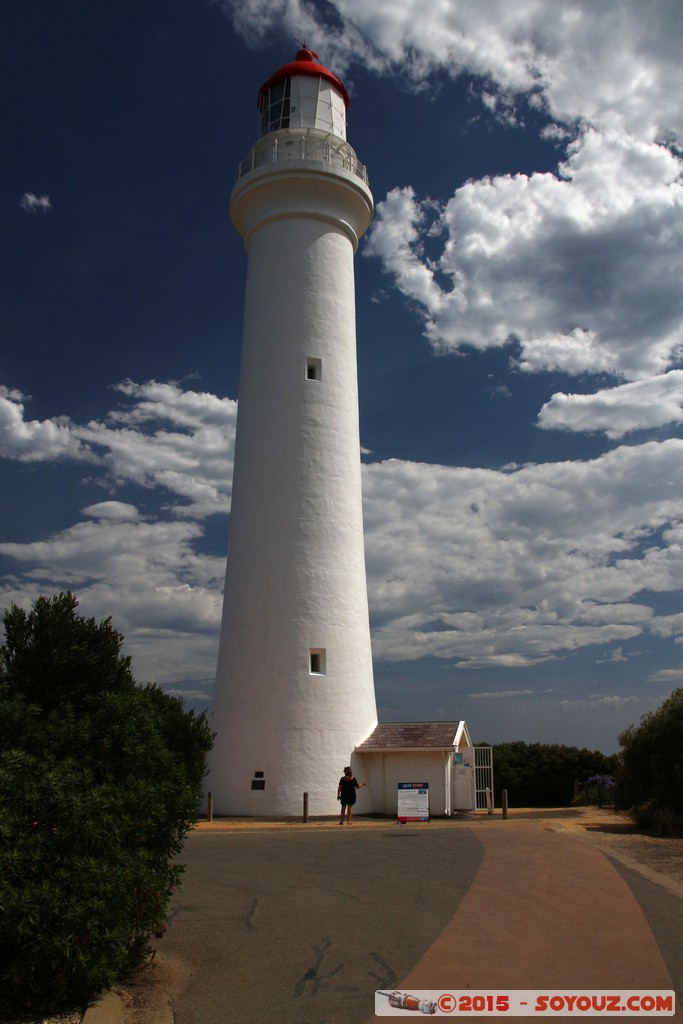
254 771 264 778
309 648 326 674
251 779 266 790
306 358 322 381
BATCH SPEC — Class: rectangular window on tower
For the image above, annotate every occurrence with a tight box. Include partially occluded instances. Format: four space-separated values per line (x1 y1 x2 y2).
309 648 326 675
306 357 322 381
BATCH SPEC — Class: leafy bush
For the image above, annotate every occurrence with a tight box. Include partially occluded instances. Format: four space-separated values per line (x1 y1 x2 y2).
618 688 683 819
490 741 618 807
0 593 213 1012
633 798 682 837
570 775 616 807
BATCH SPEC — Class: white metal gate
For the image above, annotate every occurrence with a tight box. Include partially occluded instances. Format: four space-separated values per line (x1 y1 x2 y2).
474 746 494 813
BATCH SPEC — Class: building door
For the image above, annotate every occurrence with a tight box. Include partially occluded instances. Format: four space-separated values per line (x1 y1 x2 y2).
451 752 474 811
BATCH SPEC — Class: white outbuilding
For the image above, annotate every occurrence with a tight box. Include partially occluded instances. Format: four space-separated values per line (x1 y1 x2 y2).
351 722 492 818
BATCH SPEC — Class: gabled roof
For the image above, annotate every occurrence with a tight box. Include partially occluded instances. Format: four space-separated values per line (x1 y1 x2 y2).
355 721 472 752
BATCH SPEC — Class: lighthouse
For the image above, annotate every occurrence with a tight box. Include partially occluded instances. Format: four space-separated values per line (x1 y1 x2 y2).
207 48 378 816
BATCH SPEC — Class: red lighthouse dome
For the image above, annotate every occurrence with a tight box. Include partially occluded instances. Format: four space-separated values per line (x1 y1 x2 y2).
257 48 349 139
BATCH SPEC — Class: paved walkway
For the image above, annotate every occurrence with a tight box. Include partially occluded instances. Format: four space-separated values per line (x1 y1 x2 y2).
365 819 677 1022
87 812 681 1023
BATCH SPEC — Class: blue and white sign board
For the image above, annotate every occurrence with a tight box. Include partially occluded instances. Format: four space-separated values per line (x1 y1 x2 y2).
397 782 429 822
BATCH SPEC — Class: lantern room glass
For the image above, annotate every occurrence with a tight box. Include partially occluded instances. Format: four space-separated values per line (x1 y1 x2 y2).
259 76 346 140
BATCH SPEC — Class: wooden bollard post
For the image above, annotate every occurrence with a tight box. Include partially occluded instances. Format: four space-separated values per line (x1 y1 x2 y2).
303 792 309 823
502 788 508 820
207 791 213 823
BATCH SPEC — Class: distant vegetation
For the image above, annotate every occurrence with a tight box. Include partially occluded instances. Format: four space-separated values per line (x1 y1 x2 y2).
485 690 683 834
617 688 683 835
488 740 619 807
0 592 213 1013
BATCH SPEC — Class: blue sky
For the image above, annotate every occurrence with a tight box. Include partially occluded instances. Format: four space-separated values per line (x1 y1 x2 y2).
3 0 683 754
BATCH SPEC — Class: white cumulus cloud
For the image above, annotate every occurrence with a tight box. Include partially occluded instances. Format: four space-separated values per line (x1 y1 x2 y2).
538 371 683 438
362 440 683 667
19 192 52 213
0 381 237 517
366 130 683 384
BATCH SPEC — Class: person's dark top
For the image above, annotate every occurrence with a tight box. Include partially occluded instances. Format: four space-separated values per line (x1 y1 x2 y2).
339 775 360 804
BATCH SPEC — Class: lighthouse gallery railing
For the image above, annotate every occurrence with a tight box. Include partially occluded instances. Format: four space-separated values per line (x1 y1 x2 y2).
236 130 369 186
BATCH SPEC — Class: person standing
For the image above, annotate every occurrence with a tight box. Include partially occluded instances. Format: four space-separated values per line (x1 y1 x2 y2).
337 766 367 824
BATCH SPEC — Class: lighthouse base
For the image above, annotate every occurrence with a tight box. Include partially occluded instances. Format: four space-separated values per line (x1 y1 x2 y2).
206 735 377 818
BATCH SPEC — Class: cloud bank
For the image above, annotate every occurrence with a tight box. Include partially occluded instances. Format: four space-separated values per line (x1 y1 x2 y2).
0 381 237 517
2 382 683 687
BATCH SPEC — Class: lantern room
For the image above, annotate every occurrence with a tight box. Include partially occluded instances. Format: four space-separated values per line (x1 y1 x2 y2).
258 47 349 140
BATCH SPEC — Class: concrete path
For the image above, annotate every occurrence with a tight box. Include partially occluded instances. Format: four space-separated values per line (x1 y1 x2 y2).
86 813 681 1023
366 820 677 1022
154 820 484 1024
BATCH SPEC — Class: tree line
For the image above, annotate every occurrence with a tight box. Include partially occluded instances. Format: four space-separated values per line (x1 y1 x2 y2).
486 689 683 831
487 740 618 807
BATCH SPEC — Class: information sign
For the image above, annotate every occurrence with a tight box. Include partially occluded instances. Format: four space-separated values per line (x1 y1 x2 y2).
397 782 429 822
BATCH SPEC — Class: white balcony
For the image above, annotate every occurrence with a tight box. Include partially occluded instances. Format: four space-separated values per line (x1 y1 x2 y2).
236 129 369 186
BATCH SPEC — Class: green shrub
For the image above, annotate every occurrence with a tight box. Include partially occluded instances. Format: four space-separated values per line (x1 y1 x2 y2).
618 689 683 814
0 593 213 1012
633 798 682 837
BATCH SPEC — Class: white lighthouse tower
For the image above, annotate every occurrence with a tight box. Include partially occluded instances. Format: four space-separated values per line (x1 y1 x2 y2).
208 48 378 816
